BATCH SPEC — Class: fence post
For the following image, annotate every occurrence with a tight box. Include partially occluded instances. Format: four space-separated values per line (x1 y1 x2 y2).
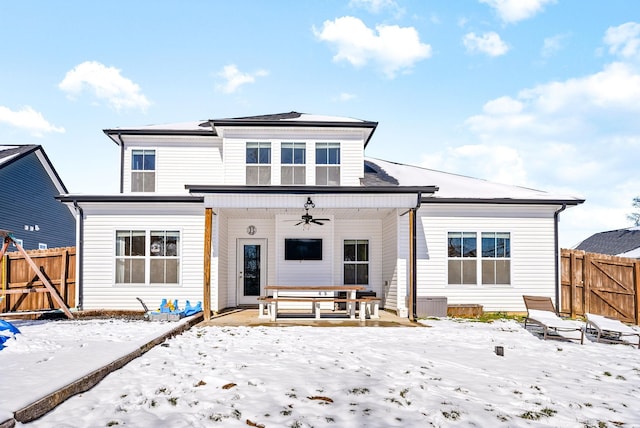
583 252 591 315
568 250 576 318
634 260 640 325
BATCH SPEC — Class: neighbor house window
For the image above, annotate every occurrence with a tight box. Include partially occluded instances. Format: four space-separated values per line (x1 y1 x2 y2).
344 240 369 285
115 230 180 285
38 243 47 250
246 142 271 185
281 142 306 185
131 150 156 192
115 230 146 284
447 232 477 285
481 232 511 285
315 142 340 185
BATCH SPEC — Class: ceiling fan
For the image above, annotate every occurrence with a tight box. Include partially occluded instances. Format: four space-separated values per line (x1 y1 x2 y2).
295 197 331 228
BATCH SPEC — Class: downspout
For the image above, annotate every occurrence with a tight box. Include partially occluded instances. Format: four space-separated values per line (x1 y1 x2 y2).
554 204 567 313
117 133 125 194
409 192 422 321
73 201 84 310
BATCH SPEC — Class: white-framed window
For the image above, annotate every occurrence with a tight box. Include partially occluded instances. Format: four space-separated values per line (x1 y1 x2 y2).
246 142 271 185
447 232 477 285
344 239 369 285
131 150 156 192
115 230 180 285
447 231 511 285
315 142 340 185
481 232 511 285
281 142 306 185
13 238 23 248
38 243 48 250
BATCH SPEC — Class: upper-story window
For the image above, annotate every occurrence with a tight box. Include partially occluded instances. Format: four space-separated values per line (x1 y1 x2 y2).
316 142 340 186
131 150 156 192
246 142 271 185
281 142 306 185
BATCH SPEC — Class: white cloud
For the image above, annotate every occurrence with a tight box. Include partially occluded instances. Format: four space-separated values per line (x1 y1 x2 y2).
463 31 509 56
313 16 431 78
479 0 556 24
459 58 640 245
349 0 401 14
215 64 269 94
541 33 569 58
334 92 357 102
0 105 65 136
58 61 150 111
604 22 640 59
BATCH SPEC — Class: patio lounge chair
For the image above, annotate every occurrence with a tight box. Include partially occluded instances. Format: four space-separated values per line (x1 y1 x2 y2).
585 313 640 349
522 295 584 344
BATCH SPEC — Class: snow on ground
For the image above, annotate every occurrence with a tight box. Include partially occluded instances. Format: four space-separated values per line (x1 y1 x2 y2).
2 317 640 427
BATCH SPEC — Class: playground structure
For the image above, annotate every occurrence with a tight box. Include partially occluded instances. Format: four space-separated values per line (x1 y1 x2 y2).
0 230 73 319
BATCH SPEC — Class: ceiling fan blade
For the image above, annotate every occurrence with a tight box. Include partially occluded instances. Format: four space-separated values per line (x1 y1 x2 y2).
314 218 331 222
294 221 303 226
311 220 324 225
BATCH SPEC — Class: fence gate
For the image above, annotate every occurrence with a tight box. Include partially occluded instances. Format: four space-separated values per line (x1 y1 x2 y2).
561 249 640 324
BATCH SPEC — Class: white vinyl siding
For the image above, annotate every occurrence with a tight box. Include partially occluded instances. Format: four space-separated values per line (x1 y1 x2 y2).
219 128 367 186
382 210 399 311
80 204 204 310
408 204 558 312
122 136 223 194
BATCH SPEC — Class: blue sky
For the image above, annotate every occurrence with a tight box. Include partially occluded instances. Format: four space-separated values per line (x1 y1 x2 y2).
1 0 639 247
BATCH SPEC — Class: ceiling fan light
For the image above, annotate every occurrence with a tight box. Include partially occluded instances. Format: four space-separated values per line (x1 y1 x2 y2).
302 222 311 231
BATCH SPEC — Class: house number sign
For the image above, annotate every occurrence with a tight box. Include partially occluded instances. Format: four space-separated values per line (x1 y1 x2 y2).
246 225 257 235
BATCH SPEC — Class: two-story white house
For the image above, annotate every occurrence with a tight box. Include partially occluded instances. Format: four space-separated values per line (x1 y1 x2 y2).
57 112 583 318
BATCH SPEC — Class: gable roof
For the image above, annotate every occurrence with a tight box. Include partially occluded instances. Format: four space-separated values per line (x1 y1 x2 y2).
364 157 584 205
575 227 640 256
0 145 69 193
103 112 378 147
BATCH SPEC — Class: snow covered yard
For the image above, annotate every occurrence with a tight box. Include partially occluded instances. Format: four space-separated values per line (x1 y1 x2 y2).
2 317 640 427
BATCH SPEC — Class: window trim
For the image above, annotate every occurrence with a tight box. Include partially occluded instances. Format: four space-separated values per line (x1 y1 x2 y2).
131 149 156 193
114 228 182 286
246 142 272 185
281 142 306 185
315 142 340 186
343 239 370 287
447 231 511 287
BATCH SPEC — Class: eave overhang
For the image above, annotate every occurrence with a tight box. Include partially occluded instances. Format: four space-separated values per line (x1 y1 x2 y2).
55 195 204 204
421 197 585 206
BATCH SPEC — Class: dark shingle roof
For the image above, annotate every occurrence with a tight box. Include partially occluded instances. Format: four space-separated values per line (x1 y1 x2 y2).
0 145 37 163
361 160 399 186
575 227 640 255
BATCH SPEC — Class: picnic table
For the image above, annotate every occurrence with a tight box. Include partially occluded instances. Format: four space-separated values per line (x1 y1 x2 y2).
258 285 380 321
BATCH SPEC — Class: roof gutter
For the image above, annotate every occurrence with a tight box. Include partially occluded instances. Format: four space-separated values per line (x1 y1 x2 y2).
117 133 125 193
409 191 422 322
420 197 585 206
554 203 567 313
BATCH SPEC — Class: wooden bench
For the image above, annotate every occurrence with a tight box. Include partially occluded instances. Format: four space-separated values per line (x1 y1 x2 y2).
257 295 380 321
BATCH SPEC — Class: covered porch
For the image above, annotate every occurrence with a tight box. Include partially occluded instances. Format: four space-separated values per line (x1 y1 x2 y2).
189 186 437 322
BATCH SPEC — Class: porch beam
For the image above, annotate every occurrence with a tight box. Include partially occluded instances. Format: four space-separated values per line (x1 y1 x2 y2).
203 207 213 321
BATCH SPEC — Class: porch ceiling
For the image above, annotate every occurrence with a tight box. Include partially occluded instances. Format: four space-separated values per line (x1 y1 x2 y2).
220 207 397 220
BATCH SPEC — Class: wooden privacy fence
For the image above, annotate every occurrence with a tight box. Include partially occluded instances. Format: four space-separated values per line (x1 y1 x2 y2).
0 246 76 315
561 248 640 324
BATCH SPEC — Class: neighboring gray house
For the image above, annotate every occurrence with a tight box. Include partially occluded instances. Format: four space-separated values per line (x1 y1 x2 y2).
0 145 75 250
575 226 640 258
57 112 584 316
